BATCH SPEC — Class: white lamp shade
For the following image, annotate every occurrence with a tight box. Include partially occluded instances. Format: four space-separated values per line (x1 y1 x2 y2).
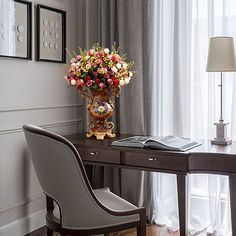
206 36 236 72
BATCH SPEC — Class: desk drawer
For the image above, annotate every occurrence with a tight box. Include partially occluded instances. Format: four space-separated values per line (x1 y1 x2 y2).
78 148 120 164
124 152 187 171
189 153 236 173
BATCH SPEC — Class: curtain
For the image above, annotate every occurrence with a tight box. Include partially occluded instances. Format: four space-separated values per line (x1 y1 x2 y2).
79 0 236 235
146 0 235 235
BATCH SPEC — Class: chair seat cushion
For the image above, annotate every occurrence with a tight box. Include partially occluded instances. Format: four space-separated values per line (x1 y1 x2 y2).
93 187 138 211
53 187 139 221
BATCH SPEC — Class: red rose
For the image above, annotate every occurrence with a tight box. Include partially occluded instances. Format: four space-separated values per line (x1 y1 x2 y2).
111 76 117 81
95 78 101 84
113 79 119 86
93 71 98 77
85 76 91 81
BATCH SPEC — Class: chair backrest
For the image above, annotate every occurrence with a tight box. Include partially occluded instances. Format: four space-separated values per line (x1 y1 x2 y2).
23 125 121 229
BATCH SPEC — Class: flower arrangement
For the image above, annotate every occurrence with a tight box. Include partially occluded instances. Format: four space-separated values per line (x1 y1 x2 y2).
64 43 134 96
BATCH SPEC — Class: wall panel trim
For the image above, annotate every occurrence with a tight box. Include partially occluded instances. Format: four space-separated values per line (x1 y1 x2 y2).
0 209 46 236
0 192 44 213
0 103 82 113
0 119 83 135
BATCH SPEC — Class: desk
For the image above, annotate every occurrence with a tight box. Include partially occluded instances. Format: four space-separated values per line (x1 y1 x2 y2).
66 134 236 236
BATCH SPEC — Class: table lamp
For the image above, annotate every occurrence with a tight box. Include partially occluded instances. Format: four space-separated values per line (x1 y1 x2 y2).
206 36 236 145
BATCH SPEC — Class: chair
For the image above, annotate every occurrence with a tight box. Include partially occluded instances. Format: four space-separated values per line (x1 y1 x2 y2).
23 125 146 236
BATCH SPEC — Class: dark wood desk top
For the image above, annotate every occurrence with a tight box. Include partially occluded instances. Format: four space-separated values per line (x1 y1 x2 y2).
66 133 187 155
65 133 236 174
66 133 236 155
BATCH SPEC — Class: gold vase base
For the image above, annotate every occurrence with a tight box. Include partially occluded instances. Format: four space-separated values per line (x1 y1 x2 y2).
86 130 116 140
86 121 116 140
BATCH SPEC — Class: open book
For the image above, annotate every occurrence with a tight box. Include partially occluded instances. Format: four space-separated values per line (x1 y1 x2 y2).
111 135 201 151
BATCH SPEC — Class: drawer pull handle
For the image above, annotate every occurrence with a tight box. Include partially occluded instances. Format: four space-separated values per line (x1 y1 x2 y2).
148 157 157 161
90 152 99 155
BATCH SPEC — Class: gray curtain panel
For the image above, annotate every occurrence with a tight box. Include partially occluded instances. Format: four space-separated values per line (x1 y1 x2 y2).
78 0 160 220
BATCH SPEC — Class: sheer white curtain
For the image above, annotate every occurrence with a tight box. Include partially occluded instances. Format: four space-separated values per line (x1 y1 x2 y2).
149 0 236 235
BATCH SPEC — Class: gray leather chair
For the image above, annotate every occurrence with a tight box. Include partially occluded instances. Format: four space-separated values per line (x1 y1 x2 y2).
23 125 146 236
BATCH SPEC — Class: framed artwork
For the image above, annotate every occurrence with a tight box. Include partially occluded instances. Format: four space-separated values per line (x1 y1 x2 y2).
0 0 32 59
37 5 66 63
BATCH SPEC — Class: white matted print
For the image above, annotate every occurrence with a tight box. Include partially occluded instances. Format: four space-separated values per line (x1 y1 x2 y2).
0 0 31 59
37 5 66 63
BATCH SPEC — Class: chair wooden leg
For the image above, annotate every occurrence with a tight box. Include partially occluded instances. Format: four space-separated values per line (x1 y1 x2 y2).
137 208 146 236
137 224 146 236
47 227 53 236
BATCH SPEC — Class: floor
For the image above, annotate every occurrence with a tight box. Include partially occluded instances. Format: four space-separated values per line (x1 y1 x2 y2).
27 225 179 236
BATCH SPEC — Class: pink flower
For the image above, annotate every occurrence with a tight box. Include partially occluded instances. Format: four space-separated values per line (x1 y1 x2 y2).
99 82 105 89
76 55 82 60
86 80 92 87
88 49 95 55
104 73 110 79
95 59 102 64
107 79 113 85
64 76 69 80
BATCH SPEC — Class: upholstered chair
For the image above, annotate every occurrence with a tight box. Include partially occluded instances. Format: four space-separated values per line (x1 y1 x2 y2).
23 125 146 236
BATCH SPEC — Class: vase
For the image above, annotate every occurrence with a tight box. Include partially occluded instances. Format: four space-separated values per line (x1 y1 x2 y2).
85 88 119 140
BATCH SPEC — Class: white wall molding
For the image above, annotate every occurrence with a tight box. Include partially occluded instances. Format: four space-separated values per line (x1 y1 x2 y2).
0 119 83 135
0 209 46 236
0 103 82 113
0 192 44 214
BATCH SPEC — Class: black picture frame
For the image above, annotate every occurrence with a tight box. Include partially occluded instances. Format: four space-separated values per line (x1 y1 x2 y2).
36 4 66 63
0 0 32 60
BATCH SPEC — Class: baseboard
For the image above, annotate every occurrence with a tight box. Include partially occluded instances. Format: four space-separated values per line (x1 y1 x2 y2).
0 209 46 236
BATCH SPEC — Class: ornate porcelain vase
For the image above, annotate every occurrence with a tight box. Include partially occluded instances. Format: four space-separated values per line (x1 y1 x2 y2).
85 88 120 140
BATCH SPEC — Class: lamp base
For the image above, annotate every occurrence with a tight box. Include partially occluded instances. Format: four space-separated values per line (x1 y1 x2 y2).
211 122 232 146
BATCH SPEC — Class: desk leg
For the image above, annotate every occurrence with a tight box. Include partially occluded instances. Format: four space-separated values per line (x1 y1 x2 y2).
177 173 187 236
229 174 236 236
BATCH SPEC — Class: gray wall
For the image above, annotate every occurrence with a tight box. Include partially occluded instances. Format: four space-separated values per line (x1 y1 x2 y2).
0 0 84 234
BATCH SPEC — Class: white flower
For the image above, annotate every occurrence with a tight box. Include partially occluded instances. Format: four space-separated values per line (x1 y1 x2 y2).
124 77 130 85
116 63 121 69
111 66 118 73
85 55 90 60
71 63 77 68
71 79 76 86
129 71 133 77
119 79 125 86
89 49 95 55
123 63 127 69
86 63 91 70
97 106 105 113
70 58 76 63
104 48 110 54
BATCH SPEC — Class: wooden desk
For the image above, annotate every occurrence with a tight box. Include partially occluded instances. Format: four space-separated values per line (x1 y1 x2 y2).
66 134 236 236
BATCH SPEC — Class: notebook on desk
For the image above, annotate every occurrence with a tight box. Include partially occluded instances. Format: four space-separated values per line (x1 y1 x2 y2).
111 135 201 151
